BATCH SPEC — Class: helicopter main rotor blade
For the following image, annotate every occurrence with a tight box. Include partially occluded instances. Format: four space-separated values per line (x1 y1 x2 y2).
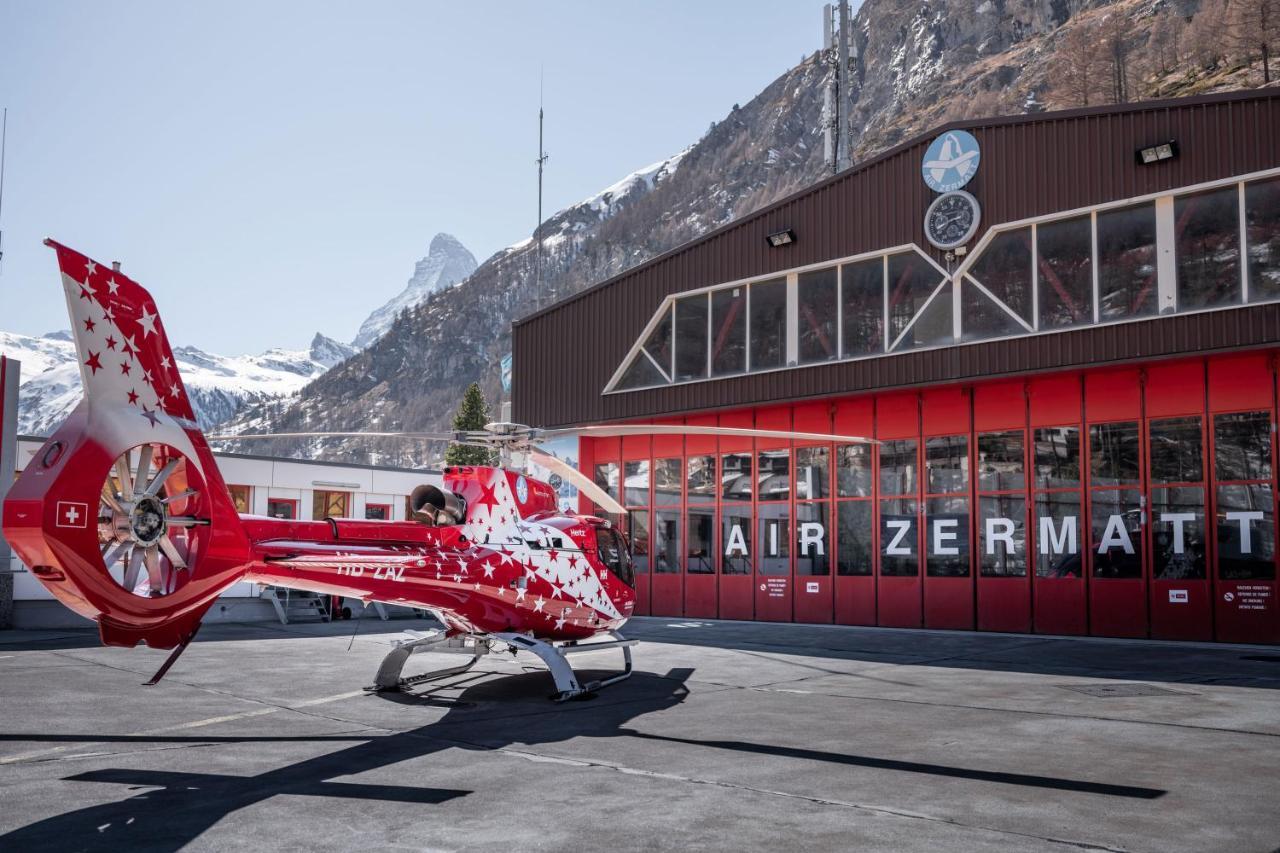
205 430 495 449
527 450 628 517
538 425 878 445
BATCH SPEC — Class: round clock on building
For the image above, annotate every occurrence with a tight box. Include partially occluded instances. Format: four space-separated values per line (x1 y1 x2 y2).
923 190 981 250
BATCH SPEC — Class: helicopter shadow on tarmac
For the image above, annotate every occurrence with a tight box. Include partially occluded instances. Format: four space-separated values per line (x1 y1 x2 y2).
0 666 696 853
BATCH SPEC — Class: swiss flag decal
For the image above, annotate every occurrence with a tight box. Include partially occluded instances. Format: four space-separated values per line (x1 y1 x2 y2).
55 501 90 529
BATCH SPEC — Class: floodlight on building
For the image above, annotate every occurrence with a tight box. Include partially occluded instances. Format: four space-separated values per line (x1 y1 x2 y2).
1136 140 1179 165
766 228 796 248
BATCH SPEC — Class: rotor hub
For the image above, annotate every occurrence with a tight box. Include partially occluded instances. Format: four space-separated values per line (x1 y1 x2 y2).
130 495 168 547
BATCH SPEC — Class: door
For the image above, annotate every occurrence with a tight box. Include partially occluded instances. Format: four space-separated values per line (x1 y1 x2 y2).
876 392 922 628
718 410 755 620
1145 361 1212 640
621 434 652 616
1209 353 1280 644
1029 374 1087 636
793 402 833 624
684 416 718 617
921 387 974 629
1086 368 1148 639
650 451 683 616
974 380 1032 633
754 406 792 621
834 398 876 625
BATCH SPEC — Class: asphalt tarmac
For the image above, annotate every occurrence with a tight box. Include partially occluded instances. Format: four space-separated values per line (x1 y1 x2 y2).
1 616 1279 852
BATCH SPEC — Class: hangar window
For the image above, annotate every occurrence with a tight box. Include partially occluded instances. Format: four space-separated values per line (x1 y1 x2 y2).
836 501 873 575
654 458 682 505
687 455 716 503
687 507 715 574
968 226 1033 329
629 510 651 574
842 256 885 357
674 294 710 381
749 277 788 370
654 510 681 574
798 267 838 364
1097 202 1158 323
887 251 949 352
614 304 673 390
711 286 747 375
1176 186 1241 312
720 506 752 574
721 452 753 500
1247 176 1280 302
624 459 650 506
757 504 790 575
1036 215 1094 330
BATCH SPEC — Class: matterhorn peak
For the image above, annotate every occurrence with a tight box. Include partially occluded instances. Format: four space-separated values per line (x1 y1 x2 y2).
351 233 478 350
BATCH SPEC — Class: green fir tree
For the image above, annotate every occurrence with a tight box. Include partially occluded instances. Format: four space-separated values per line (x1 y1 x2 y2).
445 382 498 467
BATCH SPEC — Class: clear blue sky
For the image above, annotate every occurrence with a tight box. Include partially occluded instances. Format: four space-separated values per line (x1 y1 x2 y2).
0 1 831 354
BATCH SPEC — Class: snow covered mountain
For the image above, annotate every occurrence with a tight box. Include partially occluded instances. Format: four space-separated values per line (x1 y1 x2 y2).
1 330 355 436
351 233 478 349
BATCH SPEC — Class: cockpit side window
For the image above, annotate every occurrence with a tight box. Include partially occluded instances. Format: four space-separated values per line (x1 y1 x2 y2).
598 528 635 588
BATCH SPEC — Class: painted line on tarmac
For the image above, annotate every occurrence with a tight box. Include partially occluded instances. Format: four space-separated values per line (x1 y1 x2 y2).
0 689 368 765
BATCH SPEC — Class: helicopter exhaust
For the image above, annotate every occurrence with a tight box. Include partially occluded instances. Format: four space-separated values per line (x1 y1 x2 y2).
409 484 467 526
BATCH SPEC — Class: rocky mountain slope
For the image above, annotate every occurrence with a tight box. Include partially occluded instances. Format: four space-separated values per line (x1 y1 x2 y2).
351 233 478 349
219 0 1264 466
2 330 354 436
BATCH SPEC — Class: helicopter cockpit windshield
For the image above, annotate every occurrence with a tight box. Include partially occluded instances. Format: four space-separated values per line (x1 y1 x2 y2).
596 527 635 588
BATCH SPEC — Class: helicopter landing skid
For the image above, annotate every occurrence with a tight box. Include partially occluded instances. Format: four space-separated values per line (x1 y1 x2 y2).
367 629 488 693
492 630 638 702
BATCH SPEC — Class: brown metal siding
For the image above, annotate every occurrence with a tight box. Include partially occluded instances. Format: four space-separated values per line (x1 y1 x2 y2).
512 90 1280 429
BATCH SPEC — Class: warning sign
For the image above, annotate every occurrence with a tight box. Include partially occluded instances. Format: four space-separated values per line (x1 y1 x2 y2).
763 578 787 599
1227 584 1272 612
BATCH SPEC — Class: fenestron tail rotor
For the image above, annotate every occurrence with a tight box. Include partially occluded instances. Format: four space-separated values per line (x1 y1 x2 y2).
98 443 211 598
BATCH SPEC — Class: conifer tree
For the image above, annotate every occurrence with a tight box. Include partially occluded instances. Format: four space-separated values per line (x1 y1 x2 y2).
445 382 498 466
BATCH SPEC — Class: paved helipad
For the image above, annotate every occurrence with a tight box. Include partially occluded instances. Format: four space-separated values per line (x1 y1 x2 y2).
1 616 1279 852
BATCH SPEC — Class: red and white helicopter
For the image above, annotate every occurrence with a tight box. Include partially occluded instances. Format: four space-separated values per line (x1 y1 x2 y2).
2 241 871 700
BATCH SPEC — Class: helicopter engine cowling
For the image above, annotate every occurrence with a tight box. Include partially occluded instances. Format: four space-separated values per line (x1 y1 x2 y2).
409 484 467 526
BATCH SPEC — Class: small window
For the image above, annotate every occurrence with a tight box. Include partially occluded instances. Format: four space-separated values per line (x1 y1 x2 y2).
925 435 968 494
711 287 747 375
686 508 715 574
925 496 969 577
721 452 753 501
1214 411 1273 481
1091 489 1143 579
841 257 885 357
1149 417 1203 484
1176 186 1241 312
758 449 791 501
836 501 873 575
798 268 838 364
593 462 620 504
312 489 349 520
749 278 788 370
686 455 716 503
1036 216 1094 330
879 440 918 496
979 495 1026 577
653 510 681 573
1216 484 1276 579
796 502 830 576
757 504 790 575
267 498 296 520
1035 427 1081 489
888 251 950 351
1151 487 1206 580
836 443 873 497
795 446 830 499
624 460 650 507
879 498 918 576
1034 493 1082 578
615 305 674 390
365 503 391 520
674 294 709 381
1097 202 1157 323
962 276 1026 341
978 430 1025 491
227 484 252 514
1089 422 1141 486
1246 176 1280 303
720 507 752 574
629 510 651 573
654 458 682 506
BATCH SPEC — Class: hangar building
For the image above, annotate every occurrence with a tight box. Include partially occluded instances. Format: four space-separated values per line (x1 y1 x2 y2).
512 89 1280 644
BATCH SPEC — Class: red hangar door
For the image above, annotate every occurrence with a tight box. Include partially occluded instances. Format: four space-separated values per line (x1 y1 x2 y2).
921 386 974 630
1209 353 1280 644
793 402 834 624
834 398 876 626
1028 373 1088 636
620 433 652 617
650 421 684 617
754 406 793 622
876 391 923 628
1145 361 1213 641
719 410 755 620
684 414 718 618
974 380 1032 633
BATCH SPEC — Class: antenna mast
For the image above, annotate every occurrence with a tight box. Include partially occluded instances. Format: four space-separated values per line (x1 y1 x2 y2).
836 0 852 171
535 72 549 308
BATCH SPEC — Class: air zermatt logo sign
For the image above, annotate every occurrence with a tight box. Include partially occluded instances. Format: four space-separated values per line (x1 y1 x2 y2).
922 129 980 192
